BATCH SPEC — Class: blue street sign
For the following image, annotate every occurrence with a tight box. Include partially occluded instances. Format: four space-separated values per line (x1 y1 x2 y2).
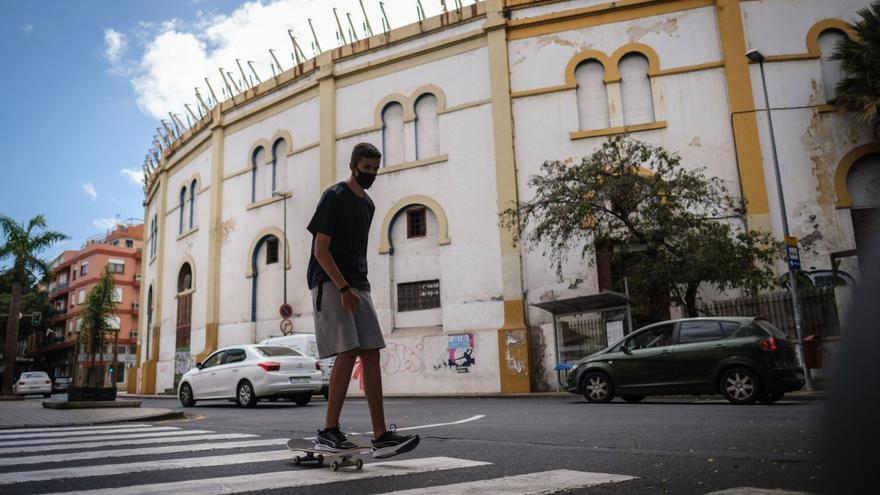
785 245 801 271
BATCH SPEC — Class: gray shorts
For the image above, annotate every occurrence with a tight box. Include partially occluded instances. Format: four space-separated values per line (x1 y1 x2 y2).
311 280 386 359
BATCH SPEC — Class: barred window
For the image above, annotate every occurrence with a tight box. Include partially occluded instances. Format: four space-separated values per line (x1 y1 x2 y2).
266 238 279 264
397 280 440 312
407 208 426 238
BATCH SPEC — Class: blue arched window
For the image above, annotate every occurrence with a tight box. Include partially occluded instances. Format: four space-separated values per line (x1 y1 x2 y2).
251 234 280 322
178 186 186 234
271 139 286 193
189 179 197 229
251 146 264 203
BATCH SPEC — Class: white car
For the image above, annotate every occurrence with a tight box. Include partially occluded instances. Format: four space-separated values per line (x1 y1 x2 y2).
14 371 52 397
177 344 323 408
259 334 334 399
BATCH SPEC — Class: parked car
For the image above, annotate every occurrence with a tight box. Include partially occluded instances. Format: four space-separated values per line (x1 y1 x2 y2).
52 376 71 393
565 317 805 404
259 334 334 400
177 344 323 408
13 371 52 397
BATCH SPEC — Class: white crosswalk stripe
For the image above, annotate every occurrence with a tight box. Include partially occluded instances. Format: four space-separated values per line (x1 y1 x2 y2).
0 424 639 495
0 424 152 434
0 425 172 440
0 428 211 447
0 432 258 455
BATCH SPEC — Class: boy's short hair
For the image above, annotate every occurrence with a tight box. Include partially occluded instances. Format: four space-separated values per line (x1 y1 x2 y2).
350 142 382 166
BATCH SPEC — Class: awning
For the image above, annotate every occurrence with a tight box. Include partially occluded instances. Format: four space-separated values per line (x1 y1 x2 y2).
531 292 632 316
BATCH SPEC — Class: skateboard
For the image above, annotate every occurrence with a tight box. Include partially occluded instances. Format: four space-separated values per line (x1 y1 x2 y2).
286 438 371 471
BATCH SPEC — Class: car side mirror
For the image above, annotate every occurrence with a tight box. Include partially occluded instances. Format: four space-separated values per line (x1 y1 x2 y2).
195 362 203 369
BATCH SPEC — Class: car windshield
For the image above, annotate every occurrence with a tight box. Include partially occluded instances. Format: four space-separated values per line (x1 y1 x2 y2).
22 372 47 379
256 346 303 357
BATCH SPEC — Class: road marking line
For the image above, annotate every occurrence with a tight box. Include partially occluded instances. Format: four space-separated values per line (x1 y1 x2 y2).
0 425 174 440
379 469 637 494
0 439 288 466
40 456 491 495
0 433 259 455
302 414 487 440
0 429 213 447
0 449 293 485
704 489 814 495
0 424 152 434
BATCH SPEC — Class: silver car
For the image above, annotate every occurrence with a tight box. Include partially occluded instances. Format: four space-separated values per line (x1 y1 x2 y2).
14 371 52 397
177 345 323 408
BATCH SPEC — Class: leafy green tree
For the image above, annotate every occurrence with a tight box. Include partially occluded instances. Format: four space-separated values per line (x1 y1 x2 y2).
76 267 117 388
500 136 779 318
0 215 67 395
832 0 880 135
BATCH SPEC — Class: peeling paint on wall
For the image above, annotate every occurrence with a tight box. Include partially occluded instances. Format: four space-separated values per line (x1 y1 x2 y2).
627 18 679 42
505 329 527 375
689 136 702 148
536 34 580 49
221 218 236 242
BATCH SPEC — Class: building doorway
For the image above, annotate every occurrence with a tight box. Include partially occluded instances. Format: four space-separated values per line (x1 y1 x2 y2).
175 262 193 388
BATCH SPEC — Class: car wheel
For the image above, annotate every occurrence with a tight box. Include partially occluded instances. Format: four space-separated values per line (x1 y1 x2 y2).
293 393 311 407
720 368 762 404
179 383 196 407
582 371 614 403
621 395 645 403
759 391 784 404
236 380 258 408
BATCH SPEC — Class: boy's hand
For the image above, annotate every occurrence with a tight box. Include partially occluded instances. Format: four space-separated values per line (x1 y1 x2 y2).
341 290 360 312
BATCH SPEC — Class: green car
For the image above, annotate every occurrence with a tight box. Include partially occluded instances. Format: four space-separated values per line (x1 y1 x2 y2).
565 317 805 404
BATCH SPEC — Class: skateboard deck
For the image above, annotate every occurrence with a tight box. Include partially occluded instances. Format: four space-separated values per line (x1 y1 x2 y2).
287 438 371 471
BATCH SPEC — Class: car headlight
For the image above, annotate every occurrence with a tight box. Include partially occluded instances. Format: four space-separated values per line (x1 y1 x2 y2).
570 363 580 372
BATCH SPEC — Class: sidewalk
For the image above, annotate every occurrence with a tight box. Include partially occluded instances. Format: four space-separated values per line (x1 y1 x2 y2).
0 399 184 429
119 390 829 401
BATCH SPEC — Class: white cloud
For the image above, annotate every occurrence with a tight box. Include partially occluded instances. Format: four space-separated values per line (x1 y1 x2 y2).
120 168 145 186
81 182 98 200
21 24 33 34
126 0 449 120
92 218 118 231
104 28 128 64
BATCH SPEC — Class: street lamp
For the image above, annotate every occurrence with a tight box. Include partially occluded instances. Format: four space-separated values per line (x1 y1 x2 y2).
746 48 813 391
272 191 289 305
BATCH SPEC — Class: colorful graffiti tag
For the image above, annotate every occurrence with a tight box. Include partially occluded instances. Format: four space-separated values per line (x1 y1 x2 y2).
434 334 475 373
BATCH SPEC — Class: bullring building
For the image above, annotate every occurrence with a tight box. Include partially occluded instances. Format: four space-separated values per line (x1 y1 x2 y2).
134 0 878 395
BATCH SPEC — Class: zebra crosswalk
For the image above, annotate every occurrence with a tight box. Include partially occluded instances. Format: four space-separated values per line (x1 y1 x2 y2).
0 422 804 495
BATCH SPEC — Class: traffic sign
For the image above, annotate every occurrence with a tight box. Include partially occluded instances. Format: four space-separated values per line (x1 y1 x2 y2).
279 303 293 319
785 244 801 271
784 236 798 247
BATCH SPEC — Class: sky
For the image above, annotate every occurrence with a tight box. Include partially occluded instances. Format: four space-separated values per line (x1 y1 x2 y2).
0 0 468 263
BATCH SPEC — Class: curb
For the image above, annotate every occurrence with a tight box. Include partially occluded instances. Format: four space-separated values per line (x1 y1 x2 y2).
0 409 186 430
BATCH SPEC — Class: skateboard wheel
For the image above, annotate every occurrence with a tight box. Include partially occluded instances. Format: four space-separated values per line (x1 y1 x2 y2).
330 461 339 472
293 456 301 465
355 459 363 470
316 454 324 464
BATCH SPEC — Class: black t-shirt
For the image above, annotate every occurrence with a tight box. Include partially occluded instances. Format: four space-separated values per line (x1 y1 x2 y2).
306 181 375 291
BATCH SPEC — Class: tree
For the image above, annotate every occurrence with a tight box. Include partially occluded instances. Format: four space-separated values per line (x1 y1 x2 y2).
500 136 779 318
76 267 117 388
831 0 880 136
0 215 67 395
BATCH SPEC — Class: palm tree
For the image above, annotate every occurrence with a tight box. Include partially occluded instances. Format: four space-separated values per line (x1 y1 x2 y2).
76 267 117 389
0 215 68 396
832 0 880 135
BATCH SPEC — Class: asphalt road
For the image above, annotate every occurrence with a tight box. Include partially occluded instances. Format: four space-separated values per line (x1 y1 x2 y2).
0 395 824 494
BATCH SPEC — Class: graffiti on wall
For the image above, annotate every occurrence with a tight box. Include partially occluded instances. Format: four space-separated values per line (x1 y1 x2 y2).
433 334 475 373
352 341 426 390
174 348 193 388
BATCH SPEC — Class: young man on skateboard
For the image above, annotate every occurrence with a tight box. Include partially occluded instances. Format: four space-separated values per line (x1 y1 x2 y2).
306 142 420 459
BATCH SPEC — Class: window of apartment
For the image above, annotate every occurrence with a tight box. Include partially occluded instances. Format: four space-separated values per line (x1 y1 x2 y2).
112 288 123 303
819 29 848 102
179 185 187 234
189 179 197 230
266 237 279 264
415 93 439 159
80 261 88 276
619 53 655 125
397 279 441 312
78 289 86 305
150 214 158 258
381 101 405 166
575 59 610 131
72 267 77 280
125 239 133 248
108 258 125 273
106 316 121 330
407 207 426 238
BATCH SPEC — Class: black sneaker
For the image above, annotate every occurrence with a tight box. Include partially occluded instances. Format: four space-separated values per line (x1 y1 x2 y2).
314 426 357 452
371 424 420 459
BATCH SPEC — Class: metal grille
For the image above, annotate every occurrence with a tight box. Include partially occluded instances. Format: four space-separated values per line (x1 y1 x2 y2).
266 238 279 264
557 313 607 363
397 279 440 312
407 208 426 238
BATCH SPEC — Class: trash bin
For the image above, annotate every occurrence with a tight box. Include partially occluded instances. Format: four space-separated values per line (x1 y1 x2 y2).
803 335 822 369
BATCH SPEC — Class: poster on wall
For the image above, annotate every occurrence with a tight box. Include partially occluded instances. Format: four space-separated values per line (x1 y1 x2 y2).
606 320 625 347
434 333 475 373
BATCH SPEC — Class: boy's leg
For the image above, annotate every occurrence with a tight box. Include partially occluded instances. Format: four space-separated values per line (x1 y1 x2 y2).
359 348 387 438
324 349 358 430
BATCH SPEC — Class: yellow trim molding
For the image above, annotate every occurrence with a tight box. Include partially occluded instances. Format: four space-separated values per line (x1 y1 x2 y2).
835 143 880 209
570 120 667 140
270 130 294 157
245 227 291 277
176 226 199 241
565 49 614 84
807 19 857 57
378 154 448 175
378 195 451 254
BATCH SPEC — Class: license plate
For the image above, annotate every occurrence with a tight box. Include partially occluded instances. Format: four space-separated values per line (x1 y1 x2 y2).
290 377 309 384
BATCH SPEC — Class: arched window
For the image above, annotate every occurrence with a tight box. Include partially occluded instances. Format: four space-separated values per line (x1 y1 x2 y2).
818 29 847 102
177 262 193 293
415 93 439 159
149 214 157 258
382 102 405 167
178 186 186 234
251 234 282 322
251 146 265 203
575 60 610 131
188 179 196 230
271 139 286 192
146 285 153 359
619 53 655 125
846 153 880 265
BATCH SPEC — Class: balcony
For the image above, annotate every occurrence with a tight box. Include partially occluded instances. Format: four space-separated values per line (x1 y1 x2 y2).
131 302 140 314
50 281 69 295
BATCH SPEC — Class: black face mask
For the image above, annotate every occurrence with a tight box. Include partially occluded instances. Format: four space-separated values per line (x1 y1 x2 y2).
354 169 377 189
